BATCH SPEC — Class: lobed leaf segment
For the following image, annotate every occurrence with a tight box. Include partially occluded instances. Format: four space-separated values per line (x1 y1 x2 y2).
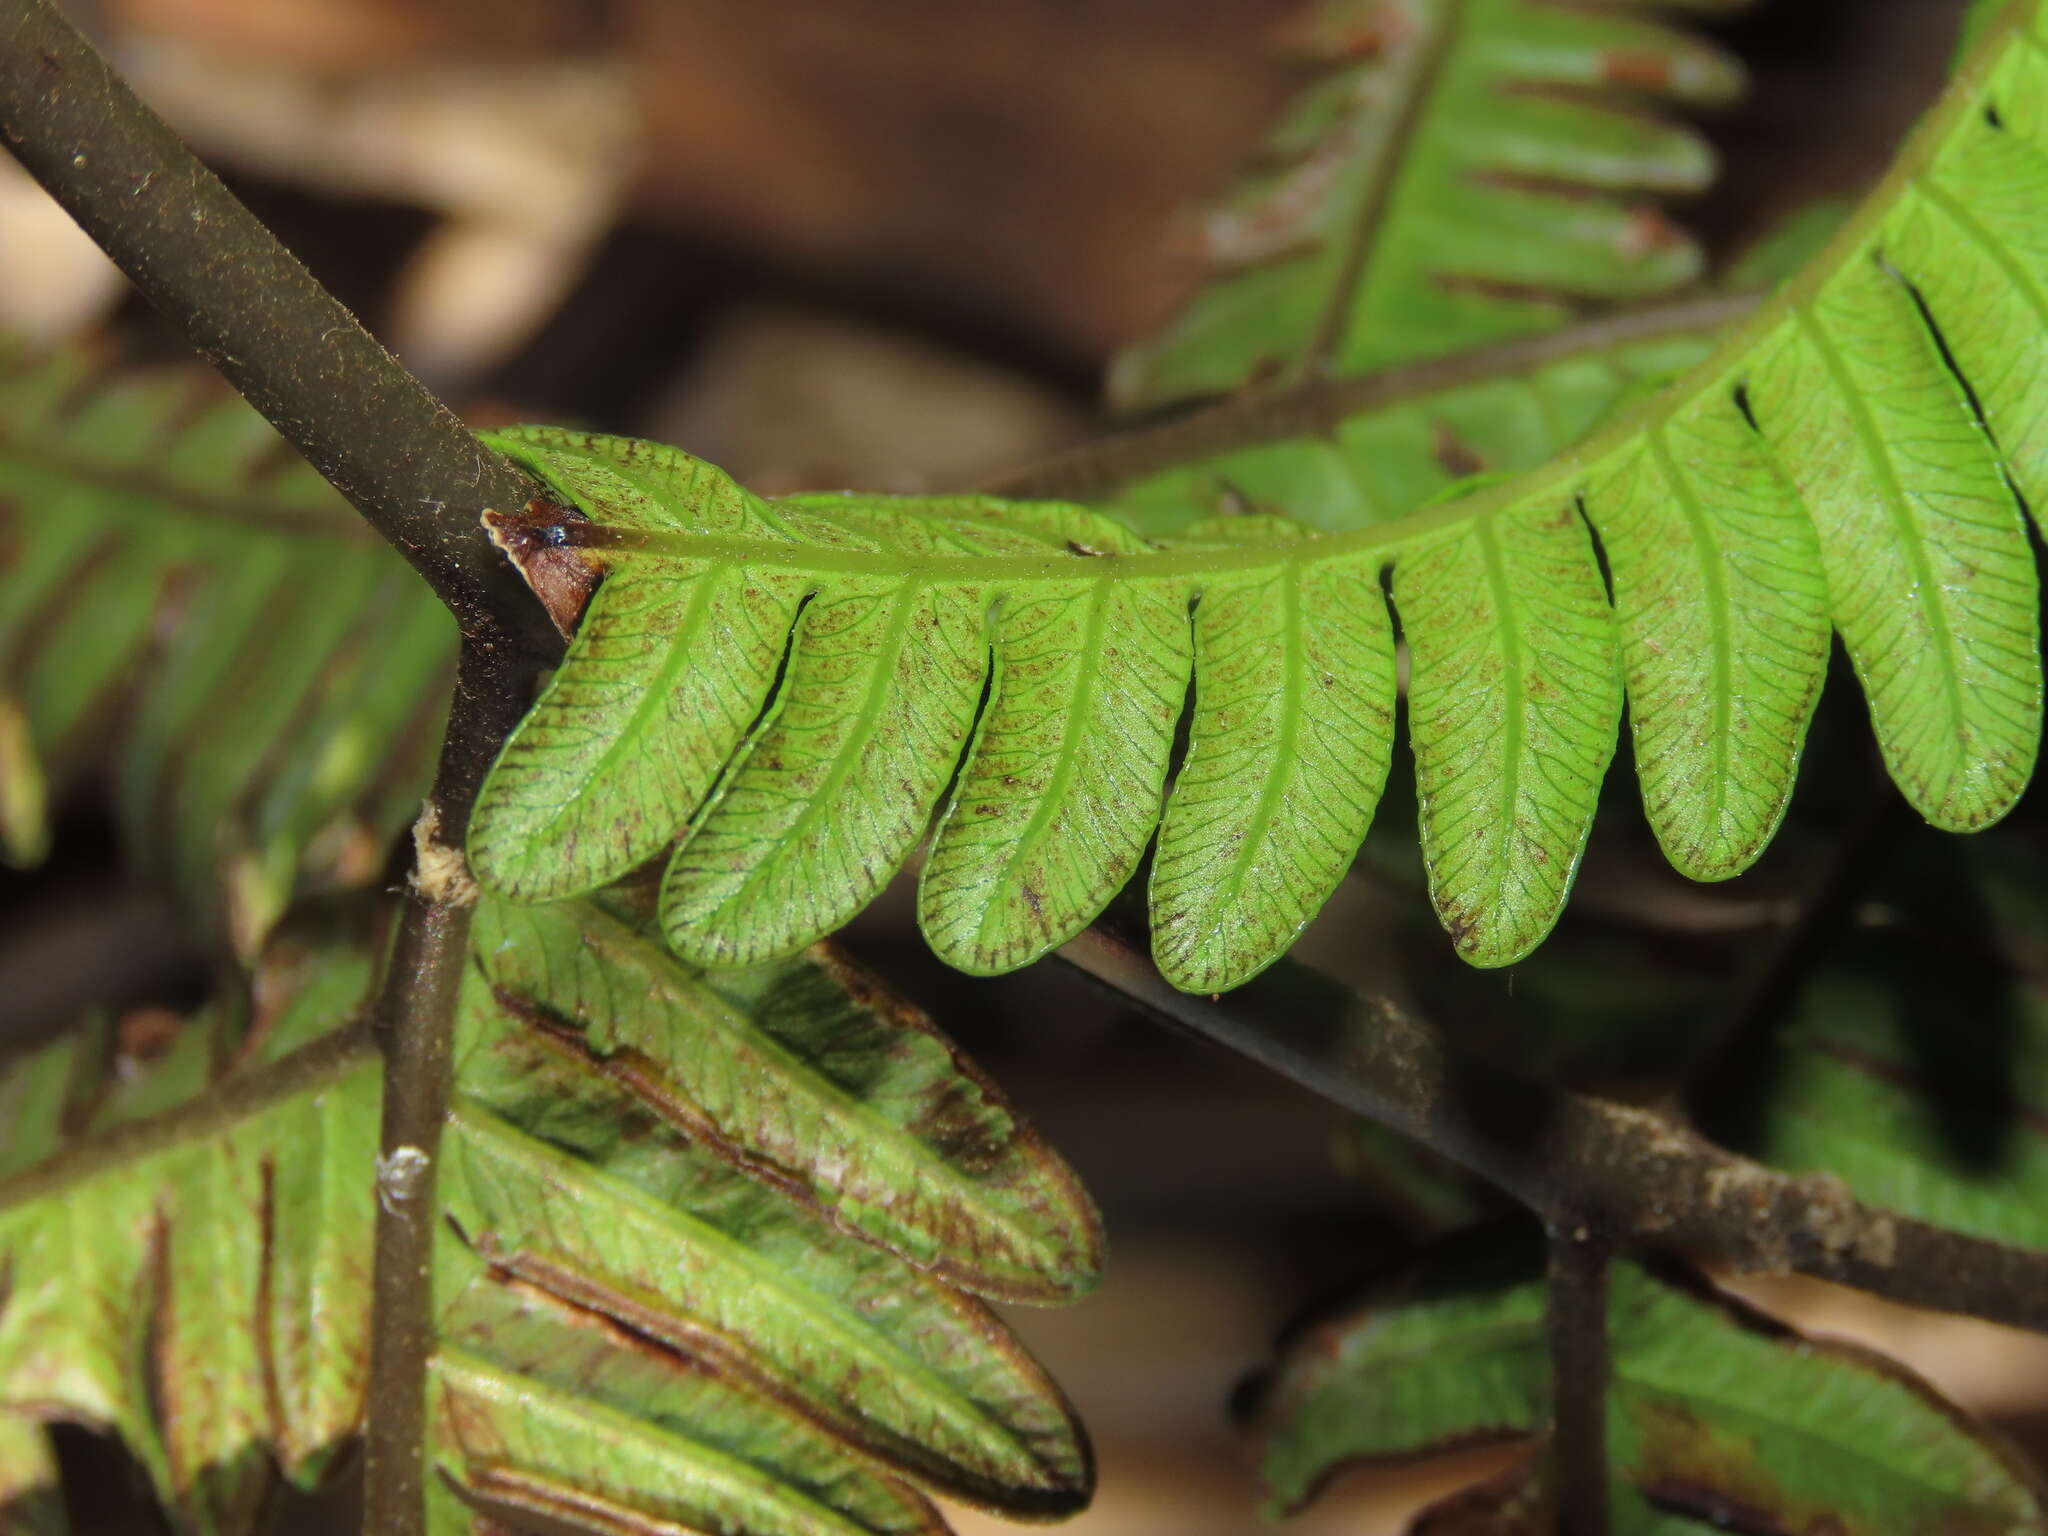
0 898 1099 1536
1110 0 1744 409
468 2 2048 989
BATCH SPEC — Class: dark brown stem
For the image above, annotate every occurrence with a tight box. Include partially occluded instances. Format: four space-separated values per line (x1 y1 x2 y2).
1057 925 2048 1334
0 0 556 658
0 12 565 1525
363 643 535 1536
1545 1223 1613 1536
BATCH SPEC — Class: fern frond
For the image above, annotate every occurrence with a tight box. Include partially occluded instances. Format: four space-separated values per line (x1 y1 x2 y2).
0 344 456 954
468 1 2048 989
1250 1235 2048 1531
0 900 1096 1534
1110 0 1743 412
0 940 381 1532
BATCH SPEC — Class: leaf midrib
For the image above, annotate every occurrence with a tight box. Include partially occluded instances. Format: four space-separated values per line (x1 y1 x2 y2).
695 579 934 926
1645 421 1734 848
1190 564 1310 931
449 1101 1061 1481
518 564 727 859
572 916 1063 1278
1476 516 1524 917
1915 173 2048 418
432 1348 905 1536
1788 300 1971 753
0 1023 374 1215
966 574 1119 949
1304 0 1472 372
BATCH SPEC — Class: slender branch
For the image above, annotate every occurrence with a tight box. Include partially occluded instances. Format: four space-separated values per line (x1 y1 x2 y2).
0 0 556 657
364 641 532 1536
1057 925 2048 1334
1545 1223 1613 1536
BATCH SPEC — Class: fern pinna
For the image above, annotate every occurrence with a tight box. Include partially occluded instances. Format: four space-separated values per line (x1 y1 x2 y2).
0 897 1097 1534
0 345 455 955
1109 0 1741 406
463 0 2048 996
1245 1231 2048 1532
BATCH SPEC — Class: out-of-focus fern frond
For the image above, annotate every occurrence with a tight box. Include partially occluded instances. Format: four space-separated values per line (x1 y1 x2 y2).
1111 0 1745 413
0 343 456 955
1249 1235 2048 1532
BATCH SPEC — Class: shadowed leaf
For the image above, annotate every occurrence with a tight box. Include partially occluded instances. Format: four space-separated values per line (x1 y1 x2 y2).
0 343 455 955
468 896 1102 1303
1250 1238 2048 1533
1706 840 2048 1257
1109 0 1742 411
0 898 1096 1535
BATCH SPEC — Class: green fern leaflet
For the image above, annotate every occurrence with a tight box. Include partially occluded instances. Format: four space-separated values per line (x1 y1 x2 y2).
469 4 2048 990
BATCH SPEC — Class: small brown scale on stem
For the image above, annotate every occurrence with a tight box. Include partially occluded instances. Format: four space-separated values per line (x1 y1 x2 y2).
482 498 598 635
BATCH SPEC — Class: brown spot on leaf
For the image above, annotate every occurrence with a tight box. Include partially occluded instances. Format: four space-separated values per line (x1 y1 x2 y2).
1602 49 1674 91
1444 909 1477 951
1431 421 1486 479
1276 1 1411 63
116 1006 182 1065
1620 207 1686 261
1200 129 1356 268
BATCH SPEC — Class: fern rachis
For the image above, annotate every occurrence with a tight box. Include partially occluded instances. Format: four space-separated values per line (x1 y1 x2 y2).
454 4 2048 994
